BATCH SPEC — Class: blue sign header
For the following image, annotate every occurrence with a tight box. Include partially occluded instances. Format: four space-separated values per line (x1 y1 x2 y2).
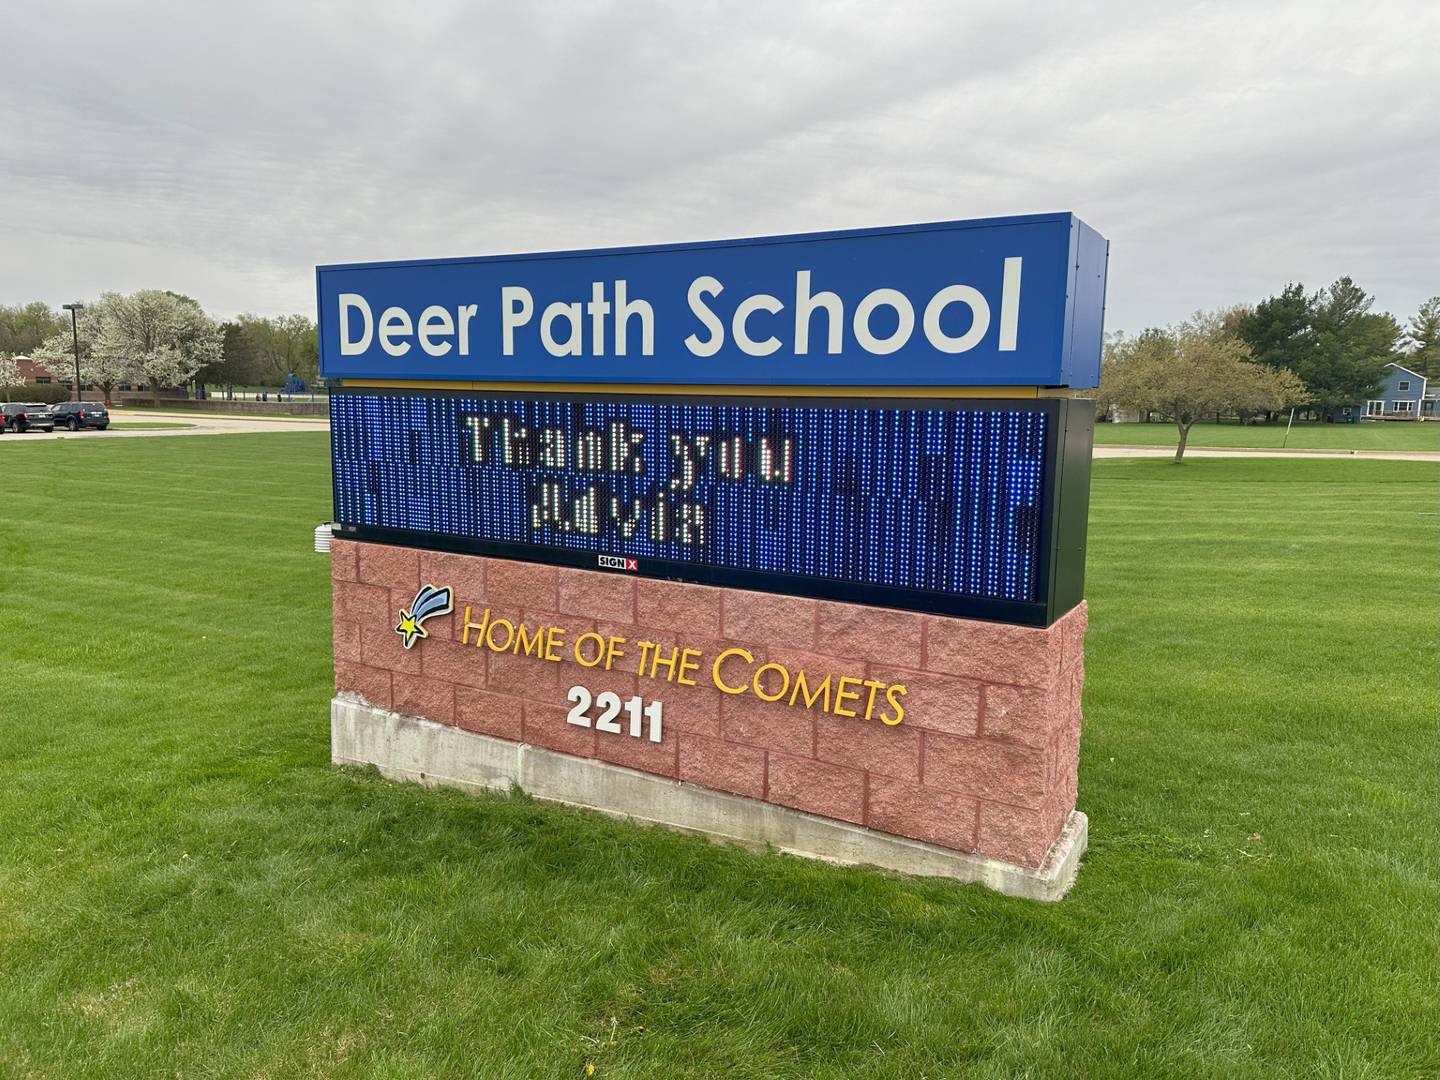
317 213 1107 388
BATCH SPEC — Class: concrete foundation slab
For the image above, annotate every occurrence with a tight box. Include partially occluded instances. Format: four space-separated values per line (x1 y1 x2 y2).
332 696 1087 901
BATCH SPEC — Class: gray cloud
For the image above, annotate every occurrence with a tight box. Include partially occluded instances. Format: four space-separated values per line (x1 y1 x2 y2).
2 0 1436 333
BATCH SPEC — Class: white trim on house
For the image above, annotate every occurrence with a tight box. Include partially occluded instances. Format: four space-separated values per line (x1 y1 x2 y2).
1386 361 1428 383
1367 400 1386 416
1393 400 1415 414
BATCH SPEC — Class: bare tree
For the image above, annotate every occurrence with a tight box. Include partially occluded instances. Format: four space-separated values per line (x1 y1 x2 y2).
240 313 318 385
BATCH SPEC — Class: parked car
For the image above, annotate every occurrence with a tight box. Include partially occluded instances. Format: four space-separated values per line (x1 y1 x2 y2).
50 401 110 431
0 402 55 433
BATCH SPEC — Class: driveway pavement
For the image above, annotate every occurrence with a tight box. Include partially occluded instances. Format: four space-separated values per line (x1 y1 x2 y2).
0 410 330 441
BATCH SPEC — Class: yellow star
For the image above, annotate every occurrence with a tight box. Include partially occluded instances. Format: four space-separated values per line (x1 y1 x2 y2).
395 610 423 647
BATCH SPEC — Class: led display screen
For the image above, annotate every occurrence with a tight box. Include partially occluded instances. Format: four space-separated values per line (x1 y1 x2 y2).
331 390 1088 624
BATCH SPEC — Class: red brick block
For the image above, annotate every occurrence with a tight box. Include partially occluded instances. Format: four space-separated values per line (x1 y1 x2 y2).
524 608 593 630
419 637 488 689
558 568 635 624
976 799 1067 868
486 649 561 698
333 616 361 664
334 661 392 709
452 600 502 643
621 630 730 684
868 665 980 736
360 622 423 675
763 647 866 689
634 579 722 639
1053 735 1079 812
720 694 815 756
392 672 455 724
866 776 978 852
1059 601 1088 673
487 559 558 611
1049 680 1082 809
654 684 722 737
334 581 392 625
357 542 419 590
983 680 1066 748
454 685 524 742
523 701 596 757
593 622 646 672
923 733 1049 808
816 601 924 665
814 714 920 782
331 539 358 582
419 550 486 603
570 673 642 712
677 734 766 799
766 752 864 824
594 729 678 777
722 589 816 646
519 612 596 663
924 616 1063 688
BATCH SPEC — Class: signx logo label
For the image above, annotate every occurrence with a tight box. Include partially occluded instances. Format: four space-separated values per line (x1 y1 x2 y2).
395 584 454 649
598 555 638 572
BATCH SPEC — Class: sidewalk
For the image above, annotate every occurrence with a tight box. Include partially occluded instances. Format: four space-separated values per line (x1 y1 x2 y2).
111 408 327 424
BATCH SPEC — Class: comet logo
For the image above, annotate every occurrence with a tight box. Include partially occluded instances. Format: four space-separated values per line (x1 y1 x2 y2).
395 583 454 649
598 555 638 571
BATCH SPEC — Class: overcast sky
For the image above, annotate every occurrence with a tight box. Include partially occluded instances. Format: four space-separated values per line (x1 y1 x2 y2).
2 1 1436 335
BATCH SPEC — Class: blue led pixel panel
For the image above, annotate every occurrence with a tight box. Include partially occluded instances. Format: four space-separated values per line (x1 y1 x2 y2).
331 390 1082 623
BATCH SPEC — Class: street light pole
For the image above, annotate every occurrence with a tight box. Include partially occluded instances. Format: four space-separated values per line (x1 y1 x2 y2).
62 302 84 401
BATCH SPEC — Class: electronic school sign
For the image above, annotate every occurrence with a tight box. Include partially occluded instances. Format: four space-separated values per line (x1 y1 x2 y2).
320 214 1106 628
322 213 1106 898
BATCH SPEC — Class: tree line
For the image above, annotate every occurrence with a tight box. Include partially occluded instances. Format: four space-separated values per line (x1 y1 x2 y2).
1097 279 1438 460
0 295 318 403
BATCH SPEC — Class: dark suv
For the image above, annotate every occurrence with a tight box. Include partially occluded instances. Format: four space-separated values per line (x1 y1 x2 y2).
0 402 56 433
51 401 110 431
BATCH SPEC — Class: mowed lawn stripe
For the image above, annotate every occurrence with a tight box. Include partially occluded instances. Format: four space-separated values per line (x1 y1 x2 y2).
0 434 1435 1078
1094 418 1440 452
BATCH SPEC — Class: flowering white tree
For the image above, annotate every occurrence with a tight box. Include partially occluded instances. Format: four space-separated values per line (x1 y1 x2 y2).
0 355 22 400
94 290 221 406
34 299 118 402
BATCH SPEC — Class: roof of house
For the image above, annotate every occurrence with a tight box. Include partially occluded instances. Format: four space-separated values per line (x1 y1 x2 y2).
1386 361 1428 383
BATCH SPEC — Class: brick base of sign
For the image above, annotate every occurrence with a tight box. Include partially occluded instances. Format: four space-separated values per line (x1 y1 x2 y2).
331 539 1088 892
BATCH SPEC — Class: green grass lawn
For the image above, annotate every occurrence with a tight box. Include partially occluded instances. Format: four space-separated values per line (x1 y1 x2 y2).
1 435 1435 1078
1095 418 1440 452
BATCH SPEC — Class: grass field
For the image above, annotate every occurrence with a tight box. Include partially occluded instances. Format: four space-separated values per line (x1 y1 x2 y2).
1 434 1435 1078
1095 419 1440 452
